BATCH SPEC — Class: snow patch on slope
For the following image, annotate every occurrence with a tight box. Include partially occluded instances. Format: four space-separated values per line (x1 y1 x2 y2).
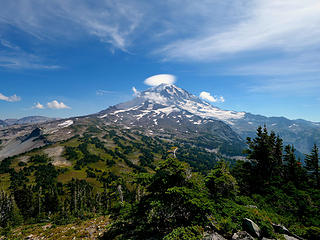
58 120 73 128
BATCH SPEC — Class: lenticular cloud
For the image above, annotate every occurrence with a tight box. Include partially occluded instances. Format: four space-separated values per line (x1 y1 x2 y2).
144 74 176 86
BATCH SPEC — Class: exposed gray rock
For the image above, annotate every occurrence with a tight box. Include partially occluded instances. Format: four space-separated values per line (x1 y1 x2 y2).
272 223 290 235
272 224 304 240
203 232 227 240
243 218 261 238
232 231 254 240
283 234 300 240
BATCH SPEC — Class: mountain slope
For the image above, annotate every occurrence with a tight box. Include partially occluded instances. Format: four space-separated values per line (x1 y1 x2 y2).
98 83 320 154
99 84 244 125
1 84 319 160
0 120 7 128
98 84 245 156
3 116 59 126
232 113 320 154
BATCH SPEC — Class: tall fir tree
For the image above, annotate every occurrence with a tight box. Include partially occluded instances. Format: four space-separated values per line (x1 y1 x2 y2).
245 126 283 190
305 144 320 188
283 145 298 184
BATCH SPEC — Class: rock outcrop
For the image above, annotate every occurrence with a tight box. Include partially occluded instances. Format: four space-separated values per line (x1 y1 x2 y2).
232 231 254 240
243 218 261 238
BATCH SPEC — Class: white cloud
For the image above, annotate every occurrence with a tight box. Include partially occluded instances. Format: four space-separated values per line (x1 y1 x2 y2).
199 91 225 103
144 74 176 86
0 1 143 51
159 0 320 61
143 92 168 105
0 93 21 102
47 100 70 109
132 87 141 97
34 102 45 109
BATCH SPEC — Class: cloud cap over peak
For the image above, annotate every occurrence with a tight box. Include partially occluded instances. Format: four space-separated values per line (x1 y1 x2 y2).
144 74 176 87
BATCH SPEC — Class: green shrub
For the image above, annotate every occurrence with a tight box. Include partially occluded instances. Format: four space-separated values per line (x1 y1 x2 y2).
163 226 203 240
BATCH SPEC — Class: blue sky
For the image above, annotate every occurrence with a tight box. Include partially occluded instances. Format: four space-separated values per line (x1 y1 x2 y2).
1 0 320 121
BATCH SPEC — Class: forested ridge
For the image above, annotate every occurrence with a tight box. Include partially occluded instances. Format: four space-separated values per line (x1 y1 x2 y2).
0 126 319 239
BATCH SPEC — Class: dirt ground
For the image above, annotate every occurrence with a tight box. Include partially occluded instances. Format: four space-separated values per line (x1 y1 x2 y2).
44 146 72 167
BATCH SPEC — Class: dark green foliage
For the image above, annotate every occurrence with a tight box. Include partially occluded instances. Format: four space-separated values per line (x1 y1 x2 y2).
30 154 51 164
244 126 283 191
104 158 213 239
18 161 27 167
0 191 14 227
305 144 320 188
106 159 116 167
9 170 29 189
206 161 239 199
35 163 58 187
109 130 117 138
0 157 13 174
139 148 154 168
231 161 254 195
1 126 320 239
86 168 96 178
283 145 305 186
163 226 203 240
64 146 78 160
67 178 94 215
74 154 100 169
175 145 218 172
13 185 35 219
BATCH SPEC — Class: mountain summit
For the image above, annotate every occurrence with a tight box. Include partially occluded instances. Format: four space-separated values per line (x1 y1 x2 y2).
99 84 244 125
1 84 320 159
98 84 320 154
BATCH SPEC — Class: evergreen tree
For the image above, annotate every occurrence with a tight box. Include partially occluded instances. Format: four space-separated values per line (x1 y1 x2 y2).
244 126 283 191
305 144 320 188
283 145 299 184
205 161 239 199
0 191 13 227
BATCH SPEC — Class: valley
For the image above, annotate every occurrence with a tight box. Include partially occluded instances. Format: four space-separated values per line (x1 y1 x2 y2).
0 84 319 239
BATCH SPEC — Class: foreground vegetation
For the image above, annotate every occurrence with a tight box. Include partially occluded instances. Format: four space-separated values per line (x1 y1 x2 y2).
0 126 319 239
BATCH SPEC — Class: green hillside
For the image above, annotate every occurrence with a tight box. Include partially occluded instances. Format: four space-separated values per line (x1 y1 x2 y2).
0 125 319 239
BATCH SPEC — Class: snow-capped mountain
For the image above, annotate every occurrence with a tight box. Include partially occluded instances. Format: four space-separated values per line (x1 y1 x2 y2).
99 84 244 124
98 84 320 154
98 84 246 156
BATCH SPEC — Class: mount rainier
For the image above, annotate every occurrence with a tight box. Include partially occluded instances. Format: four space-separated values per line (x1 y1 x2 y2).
98 83 320 155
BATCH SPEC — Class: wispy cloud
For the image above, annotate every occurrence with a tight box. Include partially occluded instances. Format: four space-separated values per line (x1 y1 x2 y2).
0 0 144 51
158 0 320 61
47 100 70 109
96 89 117 96
247 76 320 94
132 87 140 97
0 39 20 50
0 38 60 69
0 52 60 70
230 54 320 76
0 93 21 102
